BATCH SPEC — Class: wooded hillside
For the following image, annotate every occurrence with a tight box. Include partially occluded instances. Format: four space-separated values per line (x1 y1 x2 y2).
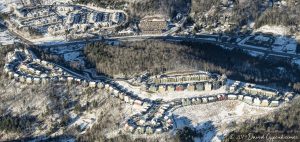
84 40 300 89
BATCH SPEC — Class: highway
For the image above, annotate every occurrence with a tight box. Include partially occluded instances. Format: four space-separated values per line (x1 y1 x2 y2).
3 18 300 62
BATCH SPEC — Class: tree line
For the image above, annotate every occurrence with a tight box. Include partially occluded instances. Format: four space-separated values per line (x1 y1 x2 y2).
0 113 36 133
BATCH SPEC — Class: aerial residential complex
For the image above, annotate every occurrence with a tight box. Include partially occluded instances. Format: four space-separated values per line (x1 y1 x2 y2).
0 0 299 141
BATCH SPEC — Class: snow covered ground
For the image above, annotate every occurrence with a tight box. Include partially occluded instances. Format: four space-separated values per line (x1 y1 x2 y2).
238 34 297 55
272 36 297 53
29 35 66 45
64 52 81 61
245 50 265 57
0 30 19 45
255 25 290 36
41 0 73 5
172 100 277 142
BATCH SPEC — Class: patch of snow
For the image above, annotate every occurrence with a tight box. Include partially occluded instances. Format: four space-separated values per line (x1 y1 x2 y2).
246 50 265 57
64 52 80 61
30 35 66 45
255 25 290 36
254 35 269 42
0 30 20 45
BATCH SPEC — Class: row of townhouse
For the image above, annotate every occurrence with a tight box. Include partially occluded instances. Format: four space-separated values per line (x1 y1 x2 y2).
178 93 283 108
151 73 215 84
229 81 280 98
147 81 222 92
244 84 279 98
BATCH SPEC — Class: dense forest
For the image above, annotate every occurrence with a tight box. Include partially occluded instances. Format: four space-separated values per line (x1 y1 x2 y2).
84 40 300 90
224 96 300 142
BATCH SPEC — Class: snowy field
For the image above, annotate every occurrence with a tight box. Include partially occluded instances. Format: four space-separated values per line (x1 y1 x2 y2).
172 100 277 142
